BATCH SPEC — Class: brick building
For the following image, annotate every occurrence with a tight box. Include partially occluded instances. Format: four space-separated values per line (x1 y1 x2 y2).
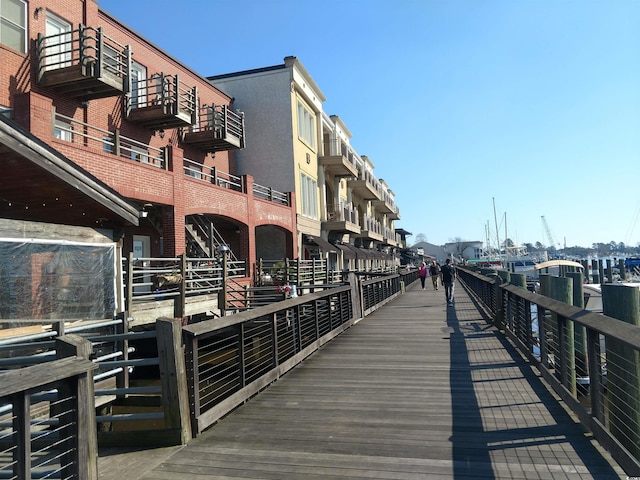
0 0 297 323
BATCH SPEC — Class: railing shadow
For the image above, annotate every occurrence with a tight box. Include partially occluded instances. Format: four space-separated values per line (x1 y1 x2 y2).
448 285 622 478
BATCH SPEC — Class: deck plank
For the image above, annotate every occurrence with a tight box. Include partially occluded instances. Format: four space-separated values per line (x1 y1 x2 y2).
100 281 627 479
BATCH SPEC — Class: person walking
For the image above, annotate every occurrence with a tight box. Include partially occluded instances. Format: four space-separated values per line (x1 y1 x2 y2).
418 261 428 290
440 258 456 306
428 260 439 290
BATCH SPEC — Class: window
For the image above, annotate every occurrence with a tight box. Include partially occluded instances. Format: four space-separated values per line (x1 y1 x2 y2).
53 120 72 142
297 101 315 149
0 0 26 53
131 146 150 165
184 158 202 179
300 172 318 219
102 136 113 154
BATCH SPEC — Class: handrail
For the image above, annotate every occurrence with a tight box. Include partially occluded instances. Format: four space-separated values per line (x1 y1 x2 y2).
53 110 165 168
183 158 243 191
252 183 290 205
0 349 98 479
458 267 640 475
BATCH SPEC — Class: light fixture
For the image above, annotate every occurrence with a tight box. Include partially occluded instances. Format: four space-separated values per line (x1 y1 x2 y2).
158 129 165 139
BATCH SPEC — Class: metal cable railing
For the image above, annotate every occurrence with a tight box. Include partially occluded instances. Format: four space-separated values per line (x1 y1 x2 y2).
458 267 640 475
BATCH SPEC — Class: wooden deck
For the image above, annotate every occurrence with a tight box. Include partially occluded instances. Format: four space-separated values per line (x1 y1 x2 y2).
98 280 627 479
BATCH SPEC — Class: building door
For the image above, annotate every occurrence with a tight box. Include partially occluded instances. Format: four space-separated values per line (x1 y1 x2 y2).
133 235 151 294
45 13 71 70
130 61 147 108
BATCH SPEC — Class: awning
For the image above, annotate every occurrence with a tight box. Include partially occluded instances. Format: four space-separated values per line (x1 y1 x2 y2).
344 243 366 259
354 246 375 259
334 243 356 260
0 115 140 227
305 235 338 253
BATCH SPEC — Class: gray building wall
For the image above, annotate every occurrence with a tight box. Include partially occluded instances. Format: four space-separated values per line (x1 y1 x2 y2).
210 69 296 193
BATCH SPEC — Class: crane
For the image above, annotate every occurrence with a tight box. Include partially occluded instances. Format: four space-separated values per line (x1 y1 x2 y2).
541 215 555 248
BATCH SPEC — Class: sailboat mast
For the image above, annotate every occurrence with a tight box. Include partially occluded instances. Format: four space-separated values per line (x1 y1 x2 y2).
492 197 502 267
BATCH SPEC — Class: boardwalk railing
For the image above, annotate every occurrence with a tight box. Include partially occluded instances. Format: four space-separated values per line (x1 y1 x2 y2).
458 267 640 476
0 335 98 480
181 284 356 435
180 271 413 436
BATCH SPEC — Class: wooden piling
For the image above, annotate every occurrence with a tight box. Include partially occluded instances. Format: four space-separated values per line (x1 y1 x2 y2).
567 271 587 389
539 274 551 297
598 260 605 285
550 276 576 396
601 284 640 460
510 273 526 289
618 258 626 281
496 270 510 284
606 259 613 283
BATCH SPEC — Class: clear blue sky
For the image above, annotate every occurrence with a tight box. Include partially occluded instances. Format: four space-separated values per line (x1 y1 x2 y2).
101 0 640 249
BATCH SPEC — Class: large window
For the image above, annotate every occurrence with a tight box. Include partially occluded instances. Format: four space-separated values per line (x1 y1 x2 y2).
297 101 316 149
0 0 26 53
300 172 318 219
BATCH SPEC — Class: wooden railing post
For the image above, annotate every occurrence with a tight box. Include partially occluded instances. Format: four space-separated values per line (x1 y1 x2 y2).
56 335 98 480
156 318 192 444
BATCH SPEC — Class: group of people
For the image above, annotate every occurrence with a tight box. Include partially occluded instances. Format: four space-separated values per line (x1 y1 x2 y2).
418 259 456 306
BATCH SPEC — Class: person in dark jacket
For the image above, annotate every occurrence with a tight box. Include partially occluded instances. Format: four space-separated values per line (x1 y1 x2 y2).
440 258 456 306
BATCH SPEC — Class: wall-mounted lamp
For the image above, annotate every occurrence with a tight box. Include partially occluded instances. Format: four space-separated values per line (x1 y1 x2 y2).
158 129 165 139
34 6 44 18
140 203 153 218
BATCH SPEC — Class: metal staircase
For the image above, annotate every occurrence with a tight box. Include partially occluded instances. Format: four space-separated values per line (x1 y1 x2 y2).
185 215 237 260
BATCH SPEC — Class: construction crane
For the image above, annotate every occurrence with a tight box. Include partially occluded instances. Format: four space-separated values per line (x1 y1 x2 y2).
541 216 555 248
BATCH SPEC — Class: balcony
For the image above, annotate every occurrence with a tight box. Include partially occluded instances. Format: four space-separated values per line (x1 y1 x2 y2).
357 215 383 242
323 204 360 234
126 73 196 129
319 138 358 177
182 105 245 153
37 25 131 100
372 196 400 219
348 169 381 200
382 227 398 247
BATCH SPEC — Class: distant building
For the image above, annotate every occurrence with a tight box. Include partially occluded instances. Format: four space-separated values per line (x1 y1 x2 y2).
411 242 447 263
444 241 484 262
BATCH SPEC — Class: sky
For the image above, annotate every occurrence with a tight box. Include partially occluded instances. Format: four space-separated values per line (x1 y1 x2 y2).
100 0 640 249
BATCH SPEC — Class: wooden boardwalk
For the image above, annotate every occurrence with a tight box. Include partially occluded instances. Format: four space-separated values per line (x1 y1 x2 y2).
99 280 627 479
